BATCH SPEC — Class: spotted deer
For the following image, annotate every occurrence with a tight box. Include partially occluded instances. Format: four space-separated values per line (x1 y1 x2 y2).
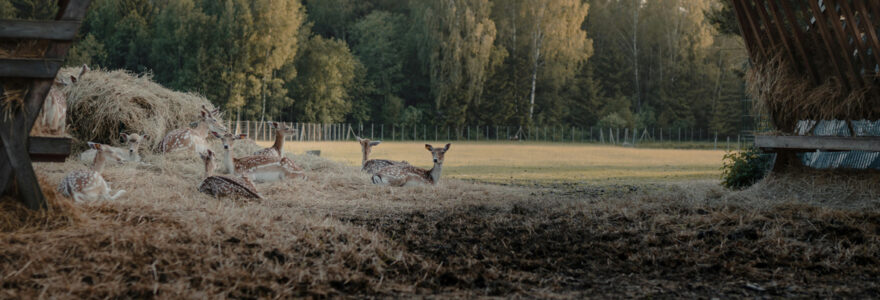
212 131 305 183
198 149 262 199
79 133 148 163
356 136 409 175
159 105 227 154
58 142 126 202
30 64 89 136
253 122 296 157
371 144 450 186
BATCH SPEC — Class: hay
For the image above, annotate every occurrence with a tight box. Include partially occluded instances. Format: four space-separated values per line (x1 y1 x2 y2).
64 67 218 152
0 175 83 233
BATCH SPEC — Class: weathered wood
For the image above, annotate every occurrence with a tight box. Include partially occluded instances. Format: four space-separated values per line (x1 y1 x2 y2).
0 58 64 79
756 135 880 152
739 0 770 59
778 0 821 84
731 0 759 61
823 0 864 88
837 1 872 71
853 1 880 75
0 20 80 40
0 80 53 210
807 0 853 90
27 137 71 162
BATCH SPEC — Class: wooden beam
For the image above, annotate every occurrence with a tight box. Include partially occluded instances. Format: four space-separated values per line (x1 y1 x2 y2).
823 0 865 89
0 137 72 162
756 135 880 152
808 0 853 90
740 0 771 59
0 58 64 79
0 80 53 210
837 1 872 72
731 0 760 61
779 0 821 84
855 1 880 76
0 20 80 40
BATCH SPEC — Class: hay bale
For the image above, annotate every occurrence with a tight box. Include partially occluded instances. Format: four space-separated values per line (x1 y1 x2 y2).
64 67 219 152
0 175 83 233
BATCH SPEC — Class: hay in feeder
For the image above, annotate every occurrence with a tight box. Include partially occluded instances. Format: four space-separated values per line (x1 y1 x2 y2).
64 67 219 152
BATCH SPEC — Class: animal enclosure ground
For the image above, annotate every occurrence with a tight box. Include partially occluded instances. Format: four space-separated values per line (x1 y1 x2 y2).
261 141 726 184
1 140 878 298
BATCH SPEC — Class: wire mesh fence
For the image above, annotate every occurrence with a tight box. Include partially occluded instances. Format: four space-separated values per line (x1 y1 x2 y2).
228 120 751 151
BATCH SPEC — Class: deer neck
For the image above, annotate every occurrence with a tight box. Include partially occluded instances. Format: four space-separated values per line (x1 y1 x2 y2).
205 159 215 178
272 131 285 153
91 151 107 173
428 163 442 184
361 149 369 167
222 147 236 175
193 121 210 137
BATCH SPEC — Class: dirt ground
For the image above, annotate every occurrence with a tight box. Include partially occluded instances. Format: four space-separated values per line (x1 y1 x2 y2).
1 142 879 298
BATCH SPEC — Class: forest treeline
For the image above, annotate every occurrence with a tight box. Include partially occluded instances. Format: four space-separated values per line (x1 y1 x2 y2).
2 0 749 136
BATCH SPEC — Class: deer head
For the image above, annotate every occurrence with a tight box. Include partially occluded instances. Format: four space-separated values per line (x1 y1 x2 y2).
120 133 147 159
272 122 297 138
425 143 451 165
212 131 247 150
195 108 228 134
200 149 217 176
356 136 382 162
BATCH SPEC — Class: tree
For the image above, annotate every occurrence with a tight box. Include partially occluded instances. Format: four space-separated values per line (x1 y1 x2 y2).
290 35 360 123
351 10 406 123
411 0 497 127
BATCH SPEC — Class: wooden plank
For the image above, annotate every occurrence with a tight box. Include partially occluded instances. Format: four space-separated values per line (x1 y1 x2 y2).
0 137 70 162
731 0 759 61
753 0 786 57
823 0 865 88
779 0 821 84
837 1 872 71
756 135 880 152
854 1 880 75
739 0 770 59
768 0 816 83
808 0 853 90
0 58 64 78
0 79 53 210
0 20 80 40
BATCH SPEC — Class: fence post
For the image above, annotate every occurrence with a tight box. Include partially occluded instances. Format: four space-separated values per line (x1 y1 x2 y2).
714 132 717 150
381 124 384 140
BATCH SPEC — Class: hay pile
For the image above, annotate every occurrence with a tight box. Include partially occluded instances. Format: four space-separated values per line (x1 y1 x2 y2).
64 67 218 151
0 175 83 232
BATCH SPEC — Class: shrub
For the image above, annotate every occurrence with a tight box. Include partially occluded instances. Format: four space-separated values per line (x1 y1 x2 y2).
721 147 773 189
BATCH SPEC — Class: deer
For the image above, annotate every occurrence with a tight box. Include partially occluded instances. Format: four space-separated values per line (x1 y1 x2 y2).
356 136 409 175
371 144 450 187
79 133 148 163
58 142 126 202
159 105 227 154
198 149 262 199
253 122 296 157
212 131 305 183
30 64 89 137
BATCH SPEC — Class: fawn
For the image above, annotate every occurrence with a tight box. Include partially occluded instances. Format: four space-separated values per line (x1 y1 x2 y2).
213 131 305 183
371 144 450 186
356 136 408 175
79 133 148 163
58 142 126 202
253 122 297 157
159 105 227 154
198 149 262 199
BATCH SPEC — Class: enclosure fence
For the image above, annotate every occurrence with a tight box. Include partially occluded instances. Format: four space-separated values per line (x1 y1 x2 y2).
227 120 752 151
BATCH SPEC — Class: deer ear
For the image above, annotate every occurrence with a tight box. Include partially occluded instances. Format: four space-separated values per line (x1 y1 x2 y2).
271 122 279 129
141 134 149 140
444 143 451 151
370 141 381 146
88 142 99 150
238 134 247 140
425 144 433 151
80 64 90 76
69 75 78 83
120 133 129 140
211 131 222 138
206 149 215 157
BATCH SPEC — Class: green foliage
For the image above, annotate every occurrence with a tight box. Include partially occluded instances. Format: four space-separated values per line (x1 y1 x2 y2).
290 35 359 123
597 113 627 129
721 147 772 189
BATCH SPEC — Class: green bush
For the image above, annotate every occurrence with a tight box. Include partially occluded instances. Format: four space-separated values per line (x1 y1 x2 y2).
721 147 773 189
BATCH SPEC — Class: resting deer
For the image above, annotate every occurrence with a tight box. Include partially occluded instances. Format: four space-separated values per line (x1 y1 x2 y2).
79 133 148 163
30 64 89 137
159 105 227 154
356 136 409 175
371 144 450 186
253 122 296 157
58 142 126 202
213 131 305 183
198 149 262 199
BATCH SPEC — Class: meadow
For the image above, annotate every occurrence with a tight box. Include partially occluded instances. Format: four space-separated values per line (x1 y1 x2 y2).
260 141 727 184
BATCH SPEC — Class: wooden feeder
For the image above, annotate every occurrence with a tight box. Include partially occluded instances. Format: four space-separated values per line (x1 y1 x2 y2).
0 0 91 209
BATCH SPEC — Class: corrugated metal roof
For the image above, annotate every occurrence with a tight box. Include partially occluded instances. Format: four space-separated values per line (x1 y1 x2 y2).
796 120 880 170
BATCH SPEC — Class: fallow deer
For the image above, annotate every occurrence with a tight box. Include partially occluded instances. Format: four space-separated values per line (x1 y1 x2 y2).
198 149 262 199
58 142 126 202
253 122 296 157
371 144 450 186
30 64 89 136
356 136 409 175
212 131 305 183
159 105 227 154
79 133 148 163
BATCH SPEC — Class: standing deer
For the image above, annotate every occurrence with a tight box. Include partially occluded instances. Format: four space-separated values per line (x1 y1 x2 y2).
79 133 148 163
371 144 451 186
30 64 89 136
213 131 305 183
253 122 296 157
158 105 227 154
356 136 409 175
58 142 126 202
198 149 262 199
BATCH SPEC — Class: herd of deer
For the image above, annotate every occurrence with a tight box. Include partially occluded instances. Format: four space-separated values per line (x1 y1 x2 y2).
48 76 451 202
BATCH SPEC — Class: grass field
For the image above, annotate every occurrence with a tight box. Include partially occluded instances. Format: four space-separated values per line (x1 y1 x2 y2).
259 141 727 183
